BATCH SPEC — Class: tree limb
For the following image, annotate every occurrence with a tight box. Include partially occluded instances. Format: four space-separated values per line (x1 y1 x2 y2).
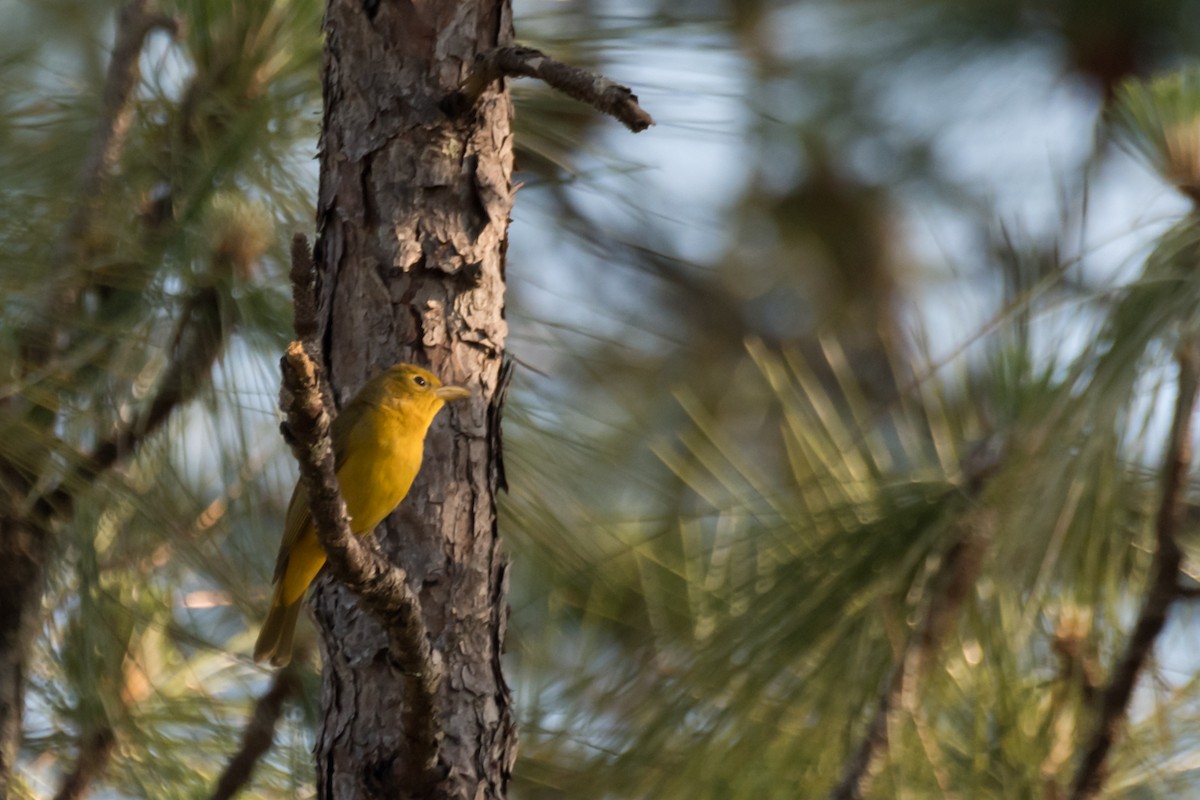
829 516 990 800
1068 343 1200 800
51 725 116 800
90 288 223 473
289 233 319 346
209 666 300 800
22 0 178 369
287 233 334 414
830 441 1000 800
74 0 178 219
448 45 654 133
21 0 200 524
33 284 225 521
278 342 444 788
830 659 902 800
1177 583 1200 598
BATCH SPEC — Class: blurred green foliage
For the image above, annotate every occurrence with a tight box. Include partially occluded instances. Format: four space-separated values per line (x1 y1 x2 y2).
6 0 1200 798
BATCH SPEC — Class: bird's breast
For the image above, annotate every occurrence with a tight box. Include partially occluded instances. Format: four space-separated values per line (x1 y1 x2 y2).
336 433 425 535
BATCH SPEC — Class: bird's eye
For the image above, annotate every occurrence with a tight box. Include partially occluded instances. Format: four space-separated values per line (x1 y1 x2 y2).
413 375 428 387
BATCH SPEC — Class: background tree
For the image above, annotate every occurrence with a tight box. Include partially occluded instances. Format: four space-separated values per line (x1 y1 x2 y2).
6 0 1200 799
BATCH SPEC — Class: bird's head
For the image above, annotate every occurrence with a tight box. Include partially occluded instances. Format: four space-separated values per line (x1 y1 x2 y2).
376 363 471 417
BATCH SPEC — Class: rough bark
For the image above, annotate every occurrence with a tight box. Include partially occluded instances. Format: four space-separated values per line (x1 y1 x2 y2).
309 2 516 799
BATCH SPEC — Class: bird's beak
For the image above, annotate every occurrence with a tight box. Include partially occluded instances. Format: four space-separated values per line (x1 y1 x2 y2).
435 385 471 401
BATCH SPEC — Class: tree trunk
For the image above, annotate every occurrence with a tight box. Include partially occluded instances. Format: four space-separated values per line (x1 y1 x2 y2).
309 2 516 799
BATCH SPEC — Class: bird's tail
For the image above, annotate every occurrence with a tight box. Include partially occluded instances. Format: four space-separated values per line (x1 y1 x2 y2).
254 581 302 667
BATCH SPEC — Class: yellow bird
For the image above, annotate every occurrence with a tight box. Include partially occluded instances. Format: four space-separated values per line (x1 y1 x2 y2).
254 363 470 667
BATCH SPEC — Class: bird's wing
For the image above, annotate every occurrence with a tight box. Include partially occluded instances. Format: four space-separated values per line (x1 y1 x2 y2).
273 479 312 582
271 399 370 582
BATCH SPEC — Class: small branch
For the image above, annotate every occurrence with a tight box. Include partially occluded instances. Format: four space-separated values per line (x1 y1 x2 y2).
488 356 515 494
448 45 654 133
34 285 225 521
89 287 223 475
288 233 334 415
1068 343 1200 800
209 666 299 800
52 726 116 800
830 513 992 800
831 660 901 800
1041 619 1102 793
278 342 444 787
1178 583 1200 599
289 233 319 346
21 2 194 523
831 441 1000 800
23 0 179 369
1051 623 1101 704
73 0 178 228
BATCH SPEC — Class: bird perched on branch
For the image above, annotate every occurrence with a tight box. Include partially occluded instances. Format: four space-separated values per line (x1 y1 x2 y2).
254 363 470 667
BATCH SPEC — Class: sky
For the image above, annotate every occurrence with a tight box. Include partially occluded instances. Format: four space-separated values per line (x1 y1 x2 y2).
508 2 1192 382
